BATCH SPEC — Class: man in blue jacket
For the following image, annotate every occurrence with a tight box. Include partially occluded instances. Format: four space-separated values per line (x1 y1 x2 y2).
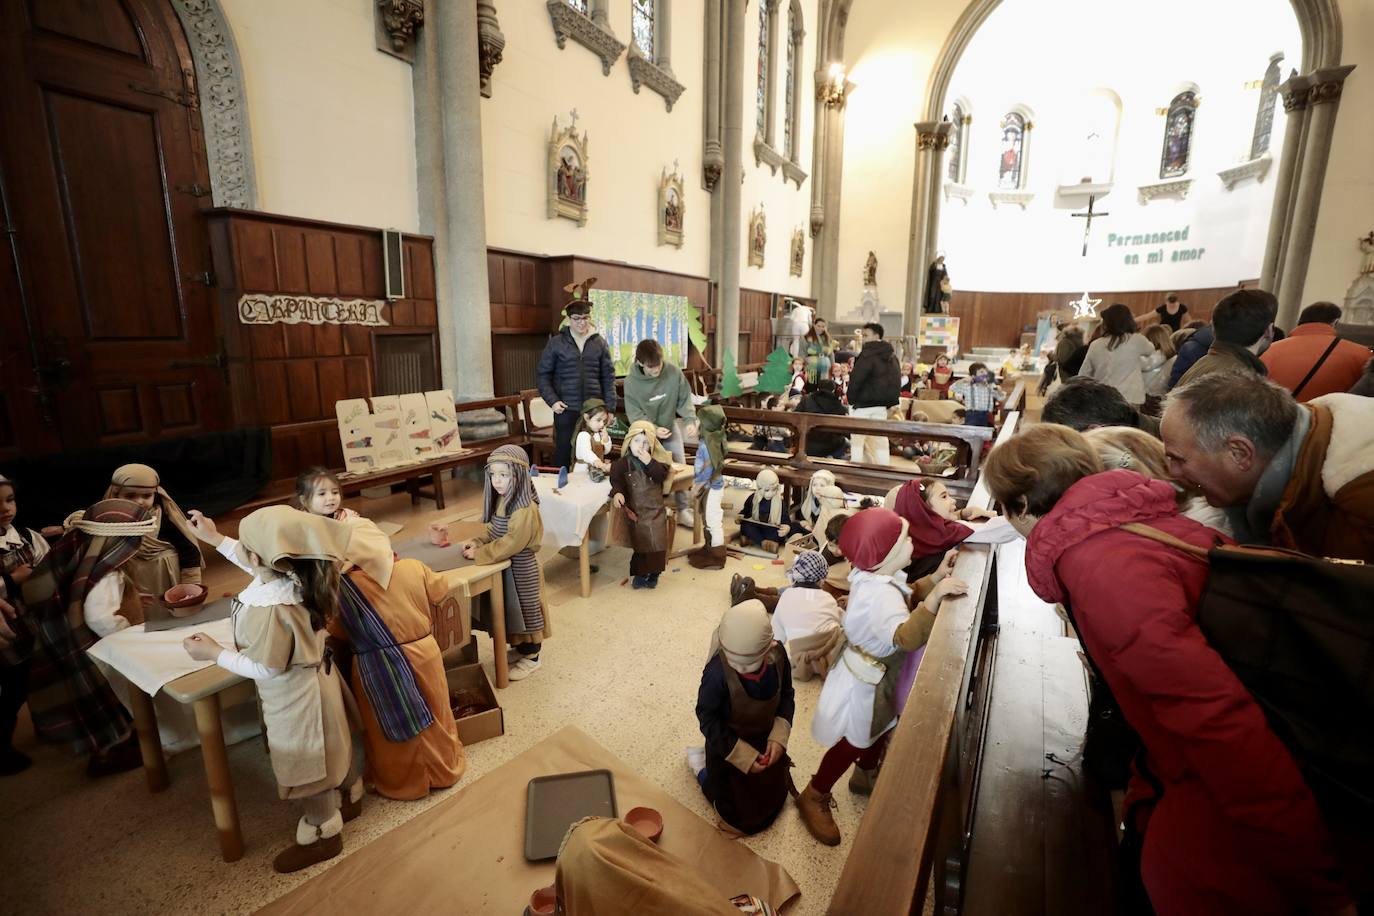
1168 324 1213 389
536 296 617 468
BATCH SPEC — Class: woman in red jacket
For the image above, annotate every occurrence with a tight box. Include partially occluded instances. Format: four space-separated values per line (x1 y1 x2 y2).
983 424 1352 916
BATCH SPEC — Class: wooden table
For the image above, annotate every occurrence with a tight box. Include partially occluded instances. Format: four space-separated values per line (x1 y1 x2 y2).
442 557 511 688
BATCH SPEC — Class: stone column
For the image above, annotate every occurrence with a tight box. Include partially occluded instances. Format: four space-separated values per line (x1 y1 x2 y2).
717 0 747 363
1276 65 1355 328
1259 74 1311 294
903 121 948 334
415 0 495 399
703 0 724 291
919 122 951 318
810 71 850 320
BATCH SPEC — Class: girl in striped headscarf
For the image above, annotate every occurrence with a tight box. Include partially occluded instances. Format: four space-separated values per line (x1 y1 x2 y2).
462 445 549 681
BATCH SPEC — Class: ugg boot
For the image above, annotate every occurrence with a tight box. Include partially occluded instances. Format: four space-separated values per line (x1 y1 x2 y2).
848 766 878 796
86 733 142 778
795 781 841 846
273 811 344 874
761 539 780 554
752 585 781 614
688 532 728 570
340 779 364 822
730 574 757 606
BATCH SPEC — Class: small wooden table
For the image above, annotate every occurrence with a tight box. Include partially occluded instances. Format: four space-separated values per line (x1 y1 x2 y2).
442 557 511 688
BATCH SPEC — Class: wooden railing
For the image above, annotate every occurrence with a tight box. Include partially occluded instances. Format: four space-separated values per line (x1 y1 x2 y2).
827 409 1025 916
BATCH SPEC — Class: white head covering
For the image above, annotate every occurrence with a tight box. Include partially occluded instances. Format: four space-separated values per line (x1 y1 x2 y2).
716 600 774 674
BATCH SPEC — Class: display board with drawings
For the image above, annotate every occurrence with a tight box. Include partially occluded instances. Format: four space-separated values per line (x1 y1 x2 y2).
335 391 465 474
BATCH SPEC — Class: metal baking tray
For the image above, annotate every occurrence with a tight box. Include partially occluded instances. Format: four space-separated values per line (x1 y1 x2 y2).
523 769 618 861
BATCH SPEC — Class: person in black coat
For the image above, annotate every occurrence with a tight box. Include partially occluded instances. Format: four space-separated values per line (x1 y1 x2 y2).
796 379 849 458
847 323 900 465
535 296 617 468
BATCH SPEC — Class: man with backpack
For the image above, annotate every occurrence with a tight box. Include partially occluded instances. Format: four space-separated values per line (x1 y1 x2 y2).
1161 372 1374 562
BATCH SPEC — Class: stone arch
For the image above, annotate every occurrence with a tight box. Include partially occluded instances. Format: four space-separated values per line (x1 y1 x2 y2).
168 0 257 209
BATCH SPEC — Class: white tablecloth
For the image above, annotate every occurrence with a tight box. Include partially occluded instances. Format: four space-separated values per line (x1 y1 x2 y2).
532 470 612 548
86 617 237 697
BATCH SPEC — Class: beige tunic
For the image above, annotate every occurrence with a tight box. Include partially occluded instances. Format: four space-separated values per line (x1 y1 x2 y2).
234 602 351 799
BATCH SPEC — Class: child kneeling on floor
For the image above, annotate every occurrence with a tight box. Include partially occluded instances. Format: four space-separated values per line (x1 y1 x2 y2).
610 420 672 589
183 507 363 873
688 600 795 835
770 550 845 681
796 508 966 846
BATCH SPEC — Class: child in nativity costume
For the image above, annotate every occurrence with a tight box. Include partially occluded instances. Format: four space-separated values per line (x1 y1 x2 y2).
572 399 614 481
793 469 838 538
462 445 550 682
796 508 966 846
183 506 364 873
690 599 795 835
688 405 729 570
103 463 203 598
8 500 152 777
735 469 792 553
610 421 672 589
769 550 845 681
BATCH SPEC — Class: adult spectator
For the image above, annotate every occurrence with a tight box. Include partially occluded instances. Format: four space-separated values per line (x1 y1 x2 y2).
796 379 848 458
982 425 1351 916
1041 377 1161 436
1175 289 1275 387
846 322 900 465
802 318 835 384
1161 372 1374 561
1168 323 1213 388
535 294 616 469
1260 302 1372 401
1154 292 1188 332
624 339 697 521
1079 303 1158 409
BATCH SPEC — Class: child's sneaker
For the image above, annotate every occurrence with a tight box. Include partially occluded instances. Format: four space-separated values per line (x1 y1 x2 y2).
631 576 648 589
685 746 706 777
646 573 660 589
509 656 542 680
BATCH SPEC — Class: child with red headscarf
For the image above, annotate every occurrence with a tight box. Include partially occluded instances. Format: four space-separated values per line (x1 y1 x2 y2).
795 508 967 846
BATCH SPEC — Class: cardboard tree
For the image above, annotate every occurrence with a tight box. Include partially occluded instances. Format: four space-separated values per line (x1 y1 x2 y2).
756 346 794 394
687 305 708 356
721 349 743 399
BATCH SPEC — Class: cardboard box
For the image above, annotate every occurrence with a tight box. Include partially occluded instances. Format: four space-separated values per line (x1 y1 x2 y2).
445 663 505 745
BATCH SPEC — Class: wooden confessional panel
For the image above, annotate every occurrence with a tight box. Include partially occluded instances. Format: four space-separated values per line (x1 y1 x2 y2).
0 0 227 453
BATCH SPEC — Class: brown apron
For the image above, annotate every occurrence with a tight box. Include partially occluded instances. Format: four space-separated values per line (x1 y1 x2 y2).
704 646 791 835
624 461 668 554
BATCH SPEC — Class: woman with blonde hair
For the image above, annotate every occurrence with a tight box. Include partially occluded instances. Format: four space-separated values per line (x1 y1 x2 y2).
1080 426 1231 536
1140 325 1177 414
982 425 1350 915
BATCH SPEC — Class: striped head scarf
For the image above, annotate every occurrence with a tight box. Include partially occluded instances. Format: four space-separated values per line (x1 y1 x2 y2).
102 463 203 574
785 549 829 586
483 445 537 522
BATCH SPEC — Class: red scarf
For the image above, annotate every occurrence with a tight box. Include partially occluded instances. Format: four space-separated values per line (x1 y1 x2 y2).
893 481 973 558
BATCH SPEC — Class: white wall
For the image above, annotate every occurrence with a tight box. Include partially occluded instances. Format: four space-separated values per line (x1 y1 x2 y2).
1304 0 1374 310
218 0 419 231
936 0 1299 293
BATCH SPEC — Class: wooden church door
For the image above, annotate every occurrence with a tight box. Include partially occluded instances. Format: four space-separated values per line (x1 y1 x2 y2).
0 0 229 461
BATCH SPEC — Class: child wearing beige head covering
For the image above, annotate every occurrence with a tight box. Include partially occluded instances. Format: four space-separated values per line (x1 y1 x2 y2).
610 421 672 588
103 463 203 596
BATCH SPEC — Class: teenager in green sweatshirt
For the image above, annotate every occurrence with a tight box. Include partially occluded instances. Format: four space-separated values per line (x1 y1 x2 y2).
624 339 698 520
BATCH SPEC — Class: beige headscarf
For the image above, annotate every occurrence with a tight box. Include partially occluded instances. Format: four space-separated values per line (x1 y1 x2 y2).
103 463 203 573
813 486 849 552
716 599 774 674
747 469 785 526
236 506 394 588
624 419 672 464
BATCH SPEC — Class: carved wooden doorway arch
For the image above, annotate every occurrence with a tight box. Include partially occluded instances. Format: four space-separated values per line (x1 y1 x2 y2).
0 0 228 457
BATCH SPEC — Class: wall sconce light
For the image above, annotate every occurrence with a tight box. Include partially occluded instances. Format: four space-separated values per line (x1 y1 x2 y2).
818 62 852 109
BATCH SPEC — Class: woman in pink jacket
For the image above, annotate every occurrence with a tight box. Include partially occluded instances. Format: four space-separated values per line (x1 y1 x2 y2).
983 424 1353 916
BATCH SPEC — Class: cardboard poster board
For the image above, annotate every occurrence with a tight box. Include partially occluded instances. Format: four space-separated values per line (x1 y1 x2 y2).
398 392 435 461
369 395 410 468
336 398 378 473
425 389 463 454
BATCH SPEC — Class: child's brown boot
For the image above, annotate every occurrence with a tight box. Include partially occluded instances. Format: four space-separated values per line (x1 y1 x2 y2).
273 813 344 874
795 781 841 846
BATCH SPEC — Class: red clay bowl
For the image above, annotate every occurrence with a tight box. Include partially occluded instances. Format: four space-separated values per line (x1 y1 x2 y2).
625 806 664 844
527 883 556 916
163 583 207 609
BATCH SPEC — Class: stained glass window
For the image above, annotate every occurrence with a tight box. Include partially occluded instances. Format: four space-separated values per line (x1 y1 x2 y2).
947 104 964 183
756 0 769 134
998 112 1025 189
631 0 654 58
784 8 797 156
1250 56 1283 160
1160 91 1197 179
565 0 587 14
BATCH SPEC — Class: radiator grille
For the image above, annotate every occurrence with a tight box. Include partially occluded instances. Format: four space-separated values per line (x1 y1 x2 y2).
375 334 436 395
494 335 549 395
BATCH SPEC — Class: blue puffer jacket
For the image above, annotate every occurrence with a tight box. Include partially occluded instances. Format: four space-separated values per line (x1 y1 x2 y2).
1169 325 1213 389
535 328 618 411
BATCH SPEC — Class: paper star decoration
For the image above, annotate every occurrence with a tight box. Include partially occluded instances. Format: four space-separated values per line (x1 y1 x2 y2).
1070 291 1101 320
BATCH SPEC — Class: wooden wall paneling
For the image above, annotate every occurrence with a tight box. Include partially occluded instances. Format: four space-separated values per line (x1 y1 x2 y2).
284 360 322 421
336 234 366 296
304 232 337 293
234 219 276 291
273 228 309 293
406 238 435 300
317 359 347 408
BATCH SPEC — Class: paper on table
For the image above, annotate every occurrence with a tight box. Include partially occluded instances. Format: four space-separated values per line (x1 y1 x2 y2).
86 616 237 697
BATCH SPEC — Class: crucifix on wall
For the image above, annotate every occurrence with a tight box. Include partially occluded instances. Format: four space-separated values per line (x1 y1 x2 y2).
1071 194 1110 257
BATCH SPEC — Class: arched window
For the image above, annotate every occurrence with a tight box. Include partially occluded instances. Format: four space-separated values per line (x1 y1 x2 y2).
1250 54 1283 159
1160 91 1198 179
998 111 1026 189
947 102 967 183
756 0 771 135
631 0 654 56
784 1 803 160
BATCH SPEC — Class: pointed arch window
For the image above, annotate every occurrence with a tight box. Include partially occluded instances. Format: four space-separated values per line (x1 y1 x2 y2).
1250 55 1283 159
998 111 1027 189
756 0 772 135
631 0 654 56
784 2 803 159
1160 91 1198 179
947 102 969 183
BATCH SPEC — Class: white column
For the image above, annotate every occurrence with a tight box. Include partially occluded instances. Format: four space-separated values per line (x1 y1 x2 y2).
1260 74 1311 294
717 0 746 363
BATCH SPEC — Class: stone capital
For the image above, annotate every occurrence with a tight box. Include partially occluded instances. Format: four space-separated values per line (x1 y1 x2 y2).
377 0 424 54
914 120 951 152
1308 64 1356 106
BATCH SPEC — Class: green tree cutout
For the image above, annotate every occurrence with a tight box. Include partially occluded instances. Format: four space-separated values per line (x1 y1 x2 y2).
756 346 795 394
687 305 708 356
720 349 743 399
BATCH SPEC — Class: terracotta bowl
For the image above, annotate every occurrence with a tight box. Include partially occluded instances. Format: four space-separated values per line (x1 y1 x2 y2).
163 583 207 609
527 883 556 916
625 806 663 844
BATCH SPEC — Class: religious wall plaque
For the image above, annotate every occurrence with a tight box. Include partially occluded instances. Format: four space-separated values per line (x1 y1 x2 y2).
239 294 389 327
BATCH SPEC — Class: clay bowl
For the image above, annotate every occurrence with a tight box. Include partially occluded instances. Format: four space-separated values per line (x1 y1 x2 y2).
526 883 556 916
163 583 207 612
624 806 664 844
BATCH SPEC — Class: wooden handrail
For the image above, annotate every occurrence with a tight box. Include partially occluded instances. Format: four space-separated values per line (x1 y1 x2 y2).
827 409 1026 915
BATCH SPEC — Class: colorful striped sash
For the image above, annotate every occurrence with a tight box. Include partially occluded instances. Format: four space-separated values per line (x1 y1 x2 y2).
337 576 434 743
